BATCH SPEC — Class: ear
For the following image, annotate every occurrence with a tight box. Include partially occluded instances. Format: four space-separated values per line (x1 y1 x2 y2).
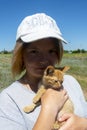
61 66 70 73
44 65 54 75
56 66 70 73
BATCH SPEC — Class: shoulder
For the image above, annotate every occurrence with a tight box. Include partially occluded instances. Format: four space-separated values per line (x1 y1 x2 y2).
0 82 23 119
63 74 85 98
63 74 81 88
0 81 25 111
64 74 78 82
0 81 22 93
0 82 38 129
63 75 87 117
0 81 35 110
0 81 22 106
0 81 30 98
0 85 28 130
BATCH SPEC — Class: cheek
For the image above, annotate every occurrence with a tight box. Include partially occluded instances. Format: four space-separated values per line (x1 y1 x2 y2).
23 54 40 67
49 55 58 64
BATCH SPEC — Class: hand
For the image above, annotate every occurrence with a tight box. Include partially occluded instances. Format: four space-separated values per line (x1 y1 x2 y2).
33 89 68 130
41 89 68 117
58 113 87 130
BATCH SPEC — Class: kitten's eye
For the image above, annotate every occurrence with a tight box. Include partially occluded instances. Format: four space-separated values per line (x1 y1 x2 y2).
60 80 63 84
55 80 58 83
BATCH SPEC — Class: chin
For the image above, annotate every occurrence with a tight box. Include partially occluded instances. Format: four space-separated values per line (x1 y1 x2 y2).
34 73 43 79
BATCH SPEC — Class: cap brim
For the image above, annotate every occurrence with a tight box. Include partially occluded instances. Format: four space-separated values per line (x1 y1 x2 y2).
20 29 67 44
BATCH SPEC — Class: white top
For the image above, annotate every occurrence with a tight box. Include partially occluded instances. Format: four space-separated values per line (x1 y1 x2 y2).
0 75 87 130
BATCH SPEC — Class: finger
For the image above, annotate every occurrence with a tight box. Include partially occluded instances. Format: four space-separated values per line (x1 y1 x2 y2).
62 89 67 95
62 90 69 100
58 113 72 122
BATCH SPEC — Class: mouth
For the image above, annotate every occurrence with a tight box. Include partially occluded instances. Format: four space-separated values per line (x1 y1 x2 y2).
35 66 47 75
35 64 50 74
37 67 46 71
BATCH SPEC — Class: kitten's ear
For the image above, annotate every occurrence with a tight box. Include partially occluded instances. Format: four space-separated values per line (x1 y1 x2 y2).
60 66 70 73
45 66 54 75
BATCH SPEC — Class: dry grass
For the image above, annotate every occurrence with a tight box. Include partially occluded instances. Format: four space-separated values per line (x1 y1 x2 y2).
0 53 87 100
60 53 87 100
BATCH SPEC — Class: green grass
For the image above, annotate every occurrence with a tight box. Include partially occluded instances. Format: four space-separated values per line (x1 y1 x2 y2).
0 53 87 99
60 53 87 100
0 54 14 91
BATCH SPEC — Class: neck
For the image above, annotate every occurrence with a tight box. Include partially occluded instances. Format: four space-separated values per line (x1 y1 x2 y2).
19 73 42 93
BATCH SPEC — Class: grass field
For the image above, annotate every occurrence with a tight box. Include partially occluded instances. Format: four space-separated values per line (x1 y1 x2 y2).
0 52 87 100
60 52 87 100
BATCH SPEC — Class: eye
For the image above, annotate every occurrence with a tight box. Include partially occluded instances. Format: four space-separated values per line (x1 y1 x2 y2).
30 50 37 54
60 80 63 84
49 49 57 54
28 49 38 55
55 80 58 83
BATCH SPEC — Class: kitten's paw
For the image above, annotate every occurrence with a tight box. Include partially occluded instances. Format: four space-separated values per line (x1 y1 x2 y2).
23 104 36 113
53 121 65 130
53 121 60 130
33 96 40 104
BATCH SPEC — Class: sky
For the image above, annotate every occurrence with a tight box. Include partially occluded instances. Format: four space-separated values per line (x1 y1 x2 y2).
0 0 87 51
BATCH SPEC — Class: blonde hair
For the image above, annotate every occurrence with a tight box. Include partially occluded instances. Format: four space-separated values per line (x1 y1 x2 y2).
54 39 63 64
12 38 63 77
11 39 24 77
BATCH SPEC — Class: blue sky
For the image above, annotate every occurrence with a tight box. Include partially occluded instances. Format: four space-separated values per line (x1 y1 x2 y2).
0 0 87 51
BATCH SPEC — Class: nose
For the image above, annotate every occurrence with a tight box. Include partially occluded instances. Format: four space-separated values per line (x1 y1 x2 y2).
39 60 49 67
40 60 48 64
39 54 49 66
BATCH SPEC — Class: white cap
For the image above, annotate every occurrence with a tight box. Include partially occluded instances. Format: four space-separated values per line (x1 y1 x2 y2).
16 13 67 43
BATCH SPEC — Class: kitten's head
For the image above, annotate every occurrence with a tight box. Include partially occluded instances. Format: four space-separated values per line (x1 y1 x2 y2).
42 65 70 89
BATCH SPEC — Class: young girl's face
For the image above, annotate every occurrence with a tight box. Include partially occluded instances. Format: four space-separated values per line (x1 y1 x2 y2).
23 38 58 78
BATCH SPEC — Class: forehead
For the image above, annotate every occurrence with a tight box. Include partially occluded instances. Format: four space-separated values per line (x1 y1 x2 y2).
23 38 58 50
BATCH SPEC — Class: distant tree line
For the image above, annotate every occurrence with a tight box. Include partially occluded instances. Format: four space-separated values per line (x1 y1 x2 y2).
0 49 13 54
0 48 87 54
64 49 87 53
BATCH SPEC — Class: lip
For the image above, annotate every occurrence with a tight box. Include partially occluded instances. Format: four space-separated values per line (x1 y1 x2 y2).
36 66 46 72
37 67 46 71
